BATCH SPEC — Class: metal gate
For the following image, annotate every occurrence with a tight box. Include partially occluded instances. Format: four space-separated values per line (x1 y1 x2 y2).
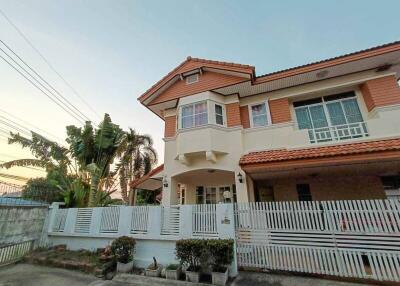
234 200 400 282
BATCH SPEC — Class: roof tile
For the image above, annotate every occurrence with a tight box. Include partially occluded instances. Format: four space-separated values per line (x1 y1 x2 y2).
240 138 400 165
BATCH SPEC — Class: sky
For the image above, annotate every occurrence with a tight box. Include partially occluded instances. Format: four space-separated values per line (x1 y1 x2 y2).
0 0 400 185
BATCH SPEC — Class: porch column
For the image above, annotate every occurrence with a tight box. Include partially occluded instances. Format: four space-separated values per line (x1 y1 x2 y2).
161 176 179 206
235 168 249 203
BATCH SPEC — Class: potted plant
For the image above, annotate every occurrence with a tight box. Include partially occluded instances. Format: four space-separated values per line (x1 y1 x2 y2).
145 257 162 277
207 239 234 286
165 263 182 280
111 236 136 273
176 239 206 283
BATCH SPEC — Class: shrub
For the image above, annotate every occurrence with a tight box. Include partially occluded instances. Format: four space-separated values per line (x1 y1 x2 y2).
111 236 136 263
175 239 207 271
206 239 234 272
22 178 63 203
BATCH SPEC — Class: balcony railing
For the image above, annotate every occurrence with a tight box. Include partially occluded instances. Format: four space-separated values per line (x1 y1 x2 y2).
308 122 369 143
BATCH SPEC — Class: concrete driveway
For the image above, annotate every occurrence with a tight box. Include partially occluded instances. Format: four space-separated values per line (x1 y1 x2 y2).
0 263 99 286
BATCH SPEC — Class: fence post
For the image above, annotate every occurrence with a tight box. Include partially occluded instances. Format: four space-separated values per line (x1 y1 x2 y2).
216 203 238 277
147 206 162 239
118 206 132 236
64 208 77 234
90 207 102 235
179 205 192 239
47 202 63 233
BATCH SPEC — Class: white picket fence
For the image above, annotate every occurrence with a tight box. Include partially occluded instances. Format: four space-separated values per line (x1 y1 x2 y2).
0 240 34 266
234 200 400 282
192 204 218 236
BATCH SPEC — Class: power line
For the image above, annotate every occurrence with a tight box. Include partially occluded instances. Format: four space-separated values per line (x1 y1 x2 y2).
0 40 92 123
0 53 86 124
0 8 101 121
0 109 65 144
0 45 88 124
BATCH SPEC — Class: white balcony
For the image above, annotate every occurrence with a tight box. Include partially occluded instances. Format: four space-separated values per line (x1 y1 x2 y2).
308 122 369 143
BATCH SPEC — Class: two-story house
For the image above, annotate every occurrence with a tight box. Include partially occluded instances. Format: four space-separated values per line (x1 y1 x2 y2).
131 41 400 206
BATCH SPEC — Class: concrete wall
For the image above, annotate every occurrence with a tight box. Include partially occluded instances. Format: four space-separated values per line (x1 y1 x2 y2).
0 206 49 245
271 175 386 201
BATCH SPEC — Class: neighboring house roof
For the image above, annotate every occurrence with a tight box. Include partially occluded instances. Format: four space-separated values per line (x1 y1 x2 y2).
0 197 47 207
240 138 400 165
130 164 164 189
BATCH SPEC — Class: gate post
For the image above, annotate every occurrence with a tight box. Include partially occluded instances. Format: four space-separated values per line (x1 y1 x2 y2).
216 204 238 277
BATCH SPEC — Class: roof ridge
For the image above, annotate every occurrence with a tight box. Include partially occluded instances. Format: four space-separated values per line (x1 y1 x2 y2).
256 40 400 79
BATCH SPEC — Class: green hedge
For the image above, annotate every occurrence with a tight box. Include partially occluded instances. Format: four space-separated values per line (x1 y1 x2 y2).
111 236 136 263
175 239 234 272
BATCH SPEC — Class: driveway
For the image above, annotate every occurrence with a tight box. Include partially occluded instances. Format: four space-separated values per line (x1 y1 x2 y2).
0 263 99 286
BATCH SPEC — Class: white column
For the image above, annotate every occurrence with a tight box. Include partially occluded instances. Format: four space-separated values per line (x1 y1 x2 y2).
235 168 249 203
147 206 162 239
90 207 102 235
64 208 77 235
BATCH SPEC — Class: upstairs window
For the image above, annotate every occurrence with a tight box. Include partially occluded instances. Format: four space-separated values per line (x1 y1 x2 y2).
181 101 208 129
186 74 199 84
381 176 400 200
294 92 368 143
215 104 224 125
250 102 269 127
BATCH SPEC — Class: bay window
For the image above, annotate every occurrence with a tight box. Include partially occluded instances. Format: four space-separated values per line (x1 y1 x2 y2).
294 92 368 143
180 100 225 129
181 101 207 129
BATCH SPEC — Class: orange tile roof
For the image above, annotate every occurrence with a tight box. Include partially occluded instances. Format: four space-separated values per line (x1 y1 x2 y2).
240 138 400 165
138 57 254 103
130 164 164 189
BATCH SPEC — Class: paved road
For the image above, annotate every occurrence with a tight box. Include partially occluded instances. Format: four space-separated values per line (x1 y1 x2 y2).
0 264 372 286
0 263 98 286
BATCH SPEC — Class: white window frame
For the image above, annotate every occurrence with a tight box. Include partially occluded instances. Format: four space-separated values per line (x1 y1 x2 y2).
196 185 234 204
178 100 226 130
249 101 272 128
180 101 208 129
186 74 199 85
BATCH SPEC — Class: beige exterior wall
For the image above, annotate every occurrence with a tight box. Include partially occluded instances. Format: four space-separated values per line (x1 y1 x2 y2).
159 70 400 205
271 176 386 202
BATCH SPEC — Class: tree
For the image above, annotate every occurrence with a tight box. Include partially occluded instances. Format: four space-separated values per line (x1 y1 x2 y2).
115 128 157 203
22 177 63 203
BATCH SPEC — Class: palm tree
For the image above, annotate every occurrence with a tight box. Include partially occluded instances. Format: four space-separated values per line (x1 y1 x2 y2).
116 128 157 203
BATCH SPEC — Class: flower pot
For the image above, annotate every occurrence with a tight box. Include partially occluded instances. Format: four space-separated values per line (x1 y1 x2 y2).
165 266 182 280
185 270 201 283
212 268 228 286
117 260 134 273
145 266 162 277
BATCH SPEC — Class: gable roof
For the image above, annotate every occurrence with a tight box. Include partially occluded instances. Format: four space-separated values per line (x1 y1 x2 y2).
130 164 164 189
138 57 255 104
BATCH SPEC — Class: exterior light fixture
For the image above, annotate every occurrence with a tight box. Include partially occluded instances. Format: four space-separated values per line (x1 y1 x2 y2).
163 176 169 188
237 172 243 183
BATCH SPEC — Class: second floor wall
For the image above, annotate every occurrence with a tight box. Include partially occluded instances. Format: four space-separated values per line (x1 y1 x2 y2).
162 70 400 167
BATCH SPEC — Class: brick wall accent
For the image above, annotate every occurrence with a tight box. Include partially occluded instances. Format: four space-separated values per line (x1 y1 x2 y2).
269 98 291 124
164 116 176 138
271 176 385 202
226 102 241 127
240 105 250 128
360 75 400 111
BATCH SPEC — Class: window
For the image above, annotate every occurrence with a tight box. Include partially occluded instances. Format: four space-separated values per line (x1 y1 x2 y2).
215 104 224 125
196 186 204 204
186 74 199 84
205 187 217 204
250 102 269 127
181 101 208 129
296 184 312 201
294 92 368 143
381 176 400 200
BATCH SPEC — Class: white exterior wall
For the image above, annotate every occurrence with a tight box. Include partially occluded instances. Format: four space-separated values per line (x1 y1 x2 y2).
160 71 400 205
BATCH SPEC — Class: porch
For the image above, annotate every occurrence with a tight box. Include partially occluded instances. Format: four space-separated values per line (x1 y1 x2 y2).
242 138 400 203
